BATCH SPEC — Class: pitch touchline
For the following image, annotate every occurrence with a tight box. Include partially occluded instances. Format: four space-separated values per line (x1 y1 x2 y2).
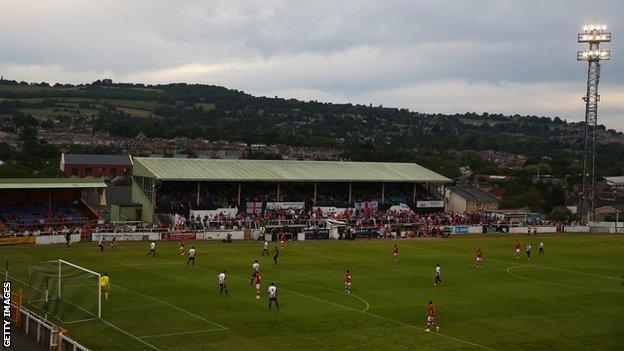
505 265 623 293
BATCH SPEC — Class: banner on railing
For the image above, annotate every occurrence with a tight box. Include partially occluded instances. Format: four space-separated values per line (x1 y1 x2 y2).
266 202 305 210
482 225 510 233
91 232 147 241
354 229 378 238
354 201 379 212
161 232 197 241
0 236 36 246
246 202 263 214
304 229 330 239
453 226 469 234
416 201 444 208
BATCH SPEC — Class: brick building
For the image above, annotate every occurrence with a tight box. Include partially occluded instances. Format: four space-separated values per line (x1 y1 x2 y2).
60 153 133 178
446 185 501 213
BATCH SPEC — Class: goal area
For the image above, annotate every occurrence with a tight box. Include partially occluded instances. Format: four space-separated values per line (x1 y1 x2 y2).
27 259 101 323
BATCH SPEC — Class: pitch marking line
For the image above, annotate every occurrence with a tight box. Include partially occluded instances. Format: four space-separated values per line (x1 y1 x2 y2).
111 282 228 330
288 282 370 312
103 262 180 267
137 328 225 339
102 319 161 351
282 288 495 351
528 265 618 280
505 265 623 293
190 266 494 351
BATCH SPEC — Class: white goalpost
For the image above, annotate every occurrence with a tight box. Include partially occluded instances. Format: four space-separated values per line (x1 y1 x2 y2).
27 259 101 323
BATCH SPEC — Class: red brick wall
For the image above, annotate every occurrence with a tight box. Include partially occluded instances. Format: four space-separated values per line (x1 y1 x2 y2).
63 164 133 178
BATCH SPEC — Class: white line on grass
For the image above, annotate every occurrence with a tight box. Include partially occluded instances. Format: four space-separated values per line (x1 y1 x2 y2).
111 282 228 330
288 282 370 312
527 265 619 280
103 262 180 267
282 287 496 351
190 265 495 351
505 265 623 293
102 319 161 351
137 328 225 339
64 317 99 324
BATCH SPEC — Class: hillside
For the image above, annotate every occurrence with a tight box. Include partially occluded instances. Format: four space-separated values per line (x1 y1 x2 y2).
1 78 624 181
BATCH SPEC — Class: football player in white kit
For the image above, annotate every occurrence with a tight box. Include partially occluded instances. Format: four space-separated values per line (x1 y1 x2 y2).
146 241 156 257
186 247 196 266
268 282 278 310
262 241 269 256
218 270 229 296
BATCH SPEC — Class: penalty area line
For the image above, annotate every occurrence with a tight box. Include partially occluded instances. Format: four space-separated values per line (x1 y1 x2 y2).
137 328 225 339
111 282 228 330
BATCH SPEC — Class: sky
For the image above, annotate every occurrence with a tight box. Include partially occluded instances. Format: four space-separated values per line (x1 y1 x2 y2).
1 0 623 130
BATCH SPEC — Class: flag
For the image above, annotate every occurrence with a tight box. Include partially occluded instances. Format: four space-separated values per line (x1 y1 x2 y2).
246 202 262 214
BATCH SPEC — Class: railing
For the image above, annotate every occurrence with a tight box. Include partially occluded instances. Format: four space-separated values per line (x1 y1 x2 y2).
16 306 90 351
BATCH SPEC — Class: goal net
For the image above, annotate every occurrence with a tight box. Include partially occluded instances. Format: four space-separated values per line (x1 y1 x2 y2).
27 259 101 323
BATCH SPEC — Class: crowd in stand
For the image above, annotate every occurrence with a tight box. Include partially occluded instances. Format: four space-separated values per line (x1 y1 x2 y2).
0 203 89 235
1 200 562 236
166 206 556 232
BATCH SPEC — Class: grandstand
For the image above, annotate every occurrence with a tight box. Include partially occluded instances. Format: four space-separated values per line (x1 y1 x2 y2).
131 158 451 223
0 179 107 234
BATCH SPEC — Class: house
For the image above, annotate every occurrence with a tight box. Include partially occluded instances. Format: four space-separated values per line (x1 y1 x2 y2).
447 186 500 213
605 176 624 189
60 153 133 178
594 204 624 221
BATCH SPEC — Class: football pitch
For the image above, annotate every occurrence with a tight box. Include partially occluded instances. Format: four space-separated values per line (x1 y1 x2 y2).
2 234 623 351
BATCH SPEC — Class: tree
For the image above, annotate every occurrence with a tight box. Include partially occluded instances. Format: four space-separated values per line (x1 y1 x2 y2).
549 206 575 222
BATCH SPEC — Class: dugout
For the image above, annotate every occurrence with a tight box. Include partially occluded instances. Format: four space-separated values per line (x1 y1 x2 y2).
131 158 451 223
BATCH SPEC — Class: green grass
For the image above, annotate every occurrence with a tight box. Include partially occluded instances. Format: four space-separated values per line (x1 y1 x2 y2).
101 99 162 110
194 102 216 111
2 234 623 351
116 106 153 118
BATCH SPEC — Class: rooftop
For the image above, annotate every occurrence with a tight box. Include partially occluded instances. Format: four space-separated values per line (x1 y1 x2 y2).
0 178 107 189
133 158 451 183
62 153 133 166
451 185 501 203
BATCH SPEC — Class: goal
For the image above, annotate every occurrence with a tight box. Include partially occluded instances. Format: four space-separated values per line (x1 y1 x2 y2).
27 259 101 323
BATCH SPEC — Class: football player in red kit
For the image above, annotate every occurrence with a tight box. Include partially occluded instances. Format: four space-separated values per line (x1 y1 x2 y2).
344 270 352 293
426 300 440 332
475 248 483 268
